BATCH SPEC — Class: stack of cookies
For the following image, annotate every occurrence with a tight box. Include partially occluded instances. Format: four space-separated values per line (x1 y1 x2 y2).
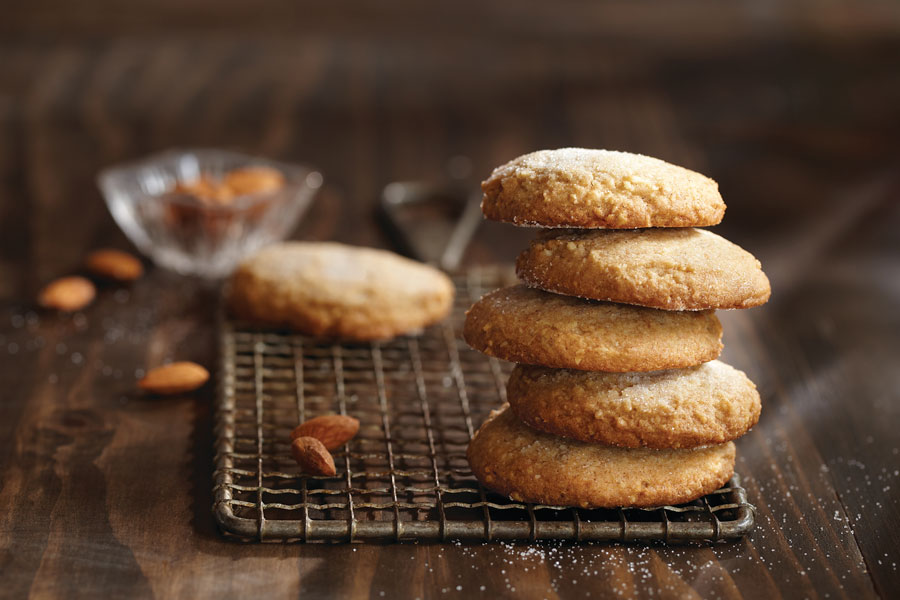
464 148 770 508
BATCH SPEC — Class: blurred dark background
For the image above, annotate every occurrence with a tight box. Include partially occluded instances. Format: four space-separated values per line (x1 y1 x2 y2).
1 0 899 294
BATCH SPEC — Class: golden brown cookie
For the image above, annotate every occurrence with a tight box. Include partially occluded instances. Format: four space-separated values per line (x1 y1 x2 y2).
467 406 735 508
481 148 725 229
507 361 760 449
463 285 722 372
227 242 454 340
517 228 771 310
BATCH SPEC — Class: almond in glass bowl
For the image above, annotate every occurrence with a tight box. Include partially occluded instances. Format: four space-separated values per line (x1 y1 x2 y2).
98 149 322 278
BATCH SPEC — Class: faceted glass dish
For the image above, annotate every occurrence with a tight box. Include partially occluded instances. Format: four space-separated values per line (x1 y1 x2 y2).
98 149 323 278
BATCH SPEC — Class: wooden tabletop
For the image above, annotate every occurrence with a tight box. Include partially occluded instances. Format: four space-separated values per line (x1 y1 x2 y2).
2 2 899 598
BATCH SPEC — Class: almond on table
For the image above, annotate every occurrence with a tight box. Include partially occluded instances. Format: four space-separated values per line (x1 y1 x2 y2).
138 362 210 395
291 436 337 476
290 415 360 450
38 276 96 312
85 248 144 281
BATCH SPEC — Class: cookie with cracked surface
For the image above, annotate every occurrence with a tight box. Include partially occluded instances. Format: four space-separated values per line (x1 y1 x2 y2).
481 148 725 229
517 227 771 310
227 242 454 341
463 285 722 372
467 406 736 508
507 360 760 449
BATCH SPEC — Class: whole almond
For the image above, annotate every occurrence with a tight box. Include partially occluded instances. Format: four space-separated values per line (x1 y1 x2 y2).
85 249 144 281
224 166 285 196
38 276 96 312
139 361 209 395
291 436 336 476
174 176 234 204
290 415 360 450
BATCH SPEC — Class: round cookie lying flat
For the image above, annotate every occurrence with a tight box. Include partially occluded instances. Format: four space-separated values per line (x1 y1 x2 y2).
507 361 760 449
467 406 735 508
517 228 771 310
227 242 454 341
481 148 725 229
463 285 722 372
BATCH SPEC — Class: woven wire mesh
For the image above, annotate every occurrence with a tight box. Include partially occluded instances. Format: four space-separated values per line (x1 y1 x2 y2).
213 268 755 543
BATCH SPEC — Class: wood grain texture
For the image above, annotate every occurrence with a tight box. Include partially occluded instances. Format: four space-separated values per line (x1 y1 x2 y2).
1 1 899 598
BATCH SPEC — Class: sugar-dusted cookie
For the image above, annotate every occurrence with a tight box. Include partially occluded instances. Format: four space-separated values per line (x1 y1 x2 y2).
481 148 724 229
227 242 454 340
517 227 770 310
507 360 760 449
467 406 735 508
463 285 722 372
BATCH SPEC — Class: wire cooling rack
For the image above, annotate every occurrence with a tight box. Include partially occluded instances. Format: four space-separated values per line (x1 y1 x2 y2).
213 268 755 543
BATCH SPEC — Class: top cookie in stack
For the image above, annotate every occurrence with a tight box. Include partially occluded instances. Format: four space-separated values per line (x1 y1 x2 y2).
480 148 725 229
464 148 770 509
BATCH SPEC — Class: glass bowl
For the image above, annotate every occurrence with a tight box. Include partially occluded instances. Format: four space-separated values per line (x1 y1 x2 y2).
97 149 323 278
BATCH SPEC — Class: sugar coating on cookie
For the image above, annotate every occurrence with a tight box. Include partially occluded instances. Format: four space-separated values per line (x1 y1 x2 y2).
227 242 454 340
481 148 725 229
517 227 771 310
463 285 722 372
507 360 760 449
467 406 736 508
